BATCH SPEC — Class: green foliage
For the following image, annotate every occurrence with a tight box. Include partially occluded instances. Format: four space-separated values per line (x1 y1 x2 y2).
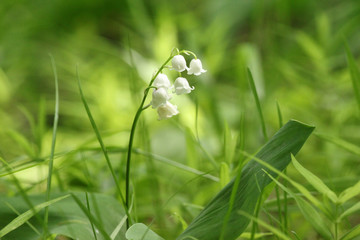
177 120 314 240
1 0 360 239
125 223 164 240
0 193 126 240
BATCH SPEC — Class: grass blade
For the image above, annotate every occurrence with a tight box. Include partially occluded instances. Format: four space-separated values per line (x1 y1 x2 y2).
44 53 60 235
76 67 130 221
0 195 69 238
85 192 98 240
340 224 360 240
70 193 111 240
247 68 268 141
177 120 314 240
316 133 360 156
339 202 360 221
266 172 332 240
344 40 360 112
338 180 360 204
291 155 338 203
340 225 360 240
239 211 291 240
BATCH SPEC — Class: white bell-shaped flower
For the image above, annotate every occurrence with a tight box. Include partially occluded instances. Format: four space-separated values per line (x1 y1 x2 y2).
157 102 179 120
173 77 195 95
187 59 206 76
171 55 188 72
151 88 171 109
153 73 171 89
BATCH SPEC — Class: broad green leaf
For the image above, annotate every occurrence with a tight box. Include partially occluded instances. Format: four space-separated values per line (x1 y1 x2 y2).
0 195 69 238
340 224 360 240
291 155 338 203
338 180 360 204
339 202 360 220
125 223 164 240
266 172 332 240
177 120 314 240
344 40 360 112
0 192 126 240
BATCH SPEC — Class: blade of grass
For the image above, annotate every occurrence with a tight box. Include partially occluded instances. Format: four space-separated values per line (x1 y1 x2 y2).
265 171 333 240
316 133 360 156
70 193 111 240
76 67 131 222
44 53 60 237
344 40 360 113
177 120 314 240
340 224 360 240
338 180 360 204
85 192 98 240
247 68 268 238
0 194 69 238
239 211 291 240
110 214 127 240
240 152 324 212
0 157 43 227
133 149 219 182
276 101 283 128
338 202 360 221
247 68 268 141
291 155 338 203
4 200 41 236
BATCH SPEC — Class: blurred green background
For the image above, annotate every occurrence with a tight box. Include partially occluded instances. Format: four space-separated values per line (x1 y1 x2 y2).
1 0 360 238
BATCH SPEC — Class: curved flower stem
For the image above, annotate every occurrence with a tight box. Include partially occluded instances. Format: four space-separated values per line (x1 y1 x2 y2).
125 53 175 228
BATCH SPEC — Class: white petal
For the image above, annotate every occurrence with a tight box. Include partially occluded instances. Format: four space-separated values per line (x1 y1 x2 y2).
157 102 179 120
153 73 171 89
151 88 171 108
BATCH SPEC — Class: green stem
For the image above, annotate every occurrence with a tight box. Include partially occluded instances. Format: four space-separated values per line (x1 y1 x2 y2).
334 204 339 240
125 53 174 227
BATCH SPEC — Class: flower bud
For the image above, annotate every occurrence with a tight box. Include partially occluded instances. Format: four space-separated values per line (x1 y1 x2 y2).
157 102 179 120
187 59 206 76
173 77 194 95
151 88 171 108
153 73 171 89
171 55 188 72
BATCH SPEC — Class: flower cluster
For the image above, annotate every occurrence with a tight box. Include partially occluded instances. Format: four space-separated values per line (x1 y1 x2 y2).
151 53 206 120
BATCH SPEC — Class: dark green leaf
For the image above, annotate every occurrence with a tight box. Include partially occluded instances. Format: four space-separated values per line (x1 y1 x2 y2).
177 120 314 240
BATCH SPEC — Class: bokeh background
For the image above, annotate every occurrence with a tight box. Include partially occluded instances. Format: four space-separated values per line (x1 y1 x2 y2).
1 0 360 238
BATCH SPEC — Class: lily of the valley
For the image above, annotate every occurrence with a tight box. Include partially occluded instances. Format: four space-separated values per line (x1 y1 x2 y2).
157 102 179 120
153 73 171 89
151 87 171 109
173 77 194 95
187 59 206 76
171 55 188 72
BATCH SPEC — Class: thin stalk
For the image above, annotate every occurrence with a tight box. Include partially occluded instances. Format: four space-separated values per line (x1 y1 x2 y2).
334 205 339 240
250 191 264 240
44 54 59 237
247 68 268 141
77 68 131 222
276 101 285 234
283 168 288 232
86 192 98 240
125 53 174 227
275 186 283 231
